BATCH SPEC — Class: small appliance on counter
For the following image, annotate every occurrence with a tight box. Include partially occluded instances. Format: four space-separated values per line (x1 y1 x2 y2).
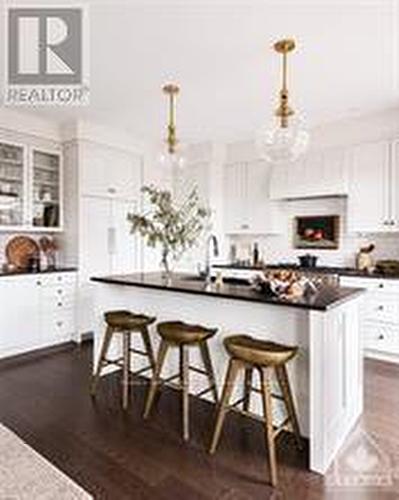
298 254 318 268
375 260 399 276
356 243 375 272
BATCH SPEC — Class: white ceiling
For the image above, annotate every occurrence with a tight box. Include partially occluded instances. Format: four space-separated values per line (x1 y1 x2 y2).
6 0 399 143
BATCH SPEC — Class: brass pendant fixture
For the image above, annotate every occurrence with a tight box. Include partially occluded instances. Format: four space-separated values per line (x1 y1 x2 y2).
159 83 186 169
256 38 309 164
163 83 179 154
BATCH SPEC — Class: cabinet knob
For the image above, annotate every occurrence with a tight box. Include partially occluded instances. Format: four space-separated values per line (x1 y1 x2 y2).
57 302 62 307
57 321 63 327
379 283 384 288
378 334 384 340
108 187 116 194
378 305 384 311
241 224 249 230
36 281 42 286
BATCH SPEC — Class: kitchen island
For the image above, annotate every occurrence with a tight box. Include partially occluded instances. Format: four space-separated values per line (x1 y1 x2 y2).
91 272 364 475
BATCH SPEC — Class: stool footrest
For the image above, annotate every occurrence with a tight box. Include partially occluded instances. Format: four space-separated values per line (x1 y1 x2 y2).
188 365 208 376
229 397 246 409
131 365 153 376
195 385 216 398
129 348 148 357
273 417 291 439
161 373 181 385
103 358 124 369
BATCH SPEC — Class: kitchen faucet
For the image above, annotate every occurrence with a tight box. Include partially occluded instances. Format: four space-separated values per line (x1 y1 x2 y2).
204 234 219 285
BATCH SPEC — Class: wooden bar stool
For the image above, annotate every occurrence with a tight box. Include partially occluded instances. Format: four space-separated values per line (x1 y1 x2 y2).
209 335 302 487
143 321 218 441
90 310 156 410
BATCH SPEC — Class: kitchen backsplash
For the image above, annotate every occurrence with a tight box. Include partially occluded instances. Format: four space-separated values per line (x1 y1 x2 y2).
229 197 399 267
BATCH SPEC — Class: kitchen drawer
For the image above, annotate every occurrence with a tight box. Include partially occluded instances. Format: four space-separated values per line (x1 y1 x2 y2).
41 312 76 342
340 276 399 295
362 295 399 324
38 272 77 288
363 322 399 353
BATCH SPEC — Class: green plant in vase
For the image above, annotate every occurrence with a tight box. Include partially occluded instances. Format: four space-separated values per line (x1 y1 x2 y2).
128 185 210 279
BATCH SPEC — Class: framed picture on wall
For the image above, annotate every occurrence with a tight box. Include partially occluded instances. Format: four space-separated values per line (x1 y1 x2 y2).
294 215 340 250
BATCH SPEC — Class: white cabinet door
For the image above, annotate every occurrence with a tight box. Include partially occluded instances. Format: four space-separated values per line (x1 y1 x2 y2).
247 161 281 234
80 196 113 281
80 142 141 199
223 162 247 233
0 276 41 358
347 141 389 233
110 199 140 274
391 141 399 230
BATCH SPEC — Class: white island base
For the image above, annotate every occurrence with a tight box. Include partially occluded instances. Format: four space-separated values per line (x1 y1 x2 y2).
92 279 363 475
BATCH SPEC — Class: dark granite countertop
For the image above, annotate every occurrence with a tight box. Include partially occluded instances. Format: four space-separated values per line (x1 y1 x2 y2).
0 267 77 278
213 263 399 280
91 272 364 312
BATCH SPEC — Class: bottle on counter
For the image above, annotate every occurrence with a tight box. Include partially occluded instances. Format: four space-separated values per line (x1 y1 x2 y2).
253 242 260 267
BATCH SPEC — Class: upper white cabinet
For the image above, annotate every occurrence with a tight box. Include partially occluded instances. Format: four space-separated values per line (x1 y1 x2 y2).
0 137 63 232
31 148 62 229
270 147 349 200
80 141 141 199
223 160 281 234
347 140 399 233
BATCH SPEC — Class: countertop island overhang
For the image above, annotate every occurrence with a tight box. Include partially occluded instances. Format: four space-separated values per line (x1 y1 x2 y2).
91 272 365 475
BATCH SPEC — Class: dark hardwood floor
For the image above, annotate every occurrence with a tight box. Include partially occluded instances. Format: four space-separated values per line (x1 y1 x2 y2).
0 342 398 499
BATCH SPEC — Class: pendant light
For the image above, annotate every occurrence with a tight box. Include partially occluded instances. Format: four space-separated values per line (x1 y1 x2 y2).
158 83 186 169
256 39 309 164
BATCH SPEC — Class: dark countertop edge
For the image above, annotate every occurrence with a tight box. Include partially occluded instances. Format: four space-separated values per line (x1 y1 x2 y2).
90 275 365 312
213 264 399 280
0 267 78 278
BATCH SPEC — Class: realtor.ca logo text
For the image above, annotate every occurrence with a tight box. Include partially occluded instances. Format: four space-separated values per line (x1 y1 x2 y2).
5 7 89 105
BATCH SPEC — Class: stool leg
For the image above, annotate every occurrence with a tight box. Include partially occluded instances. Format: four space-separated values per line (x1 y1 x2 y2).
276 365 302 450
209 358 241 455
90 326 113 396
122 332 131 410
143 339 169 419
243 367 253 412
180 344 190 441
260 367 278 487
199 341 218 403
141 327 156 372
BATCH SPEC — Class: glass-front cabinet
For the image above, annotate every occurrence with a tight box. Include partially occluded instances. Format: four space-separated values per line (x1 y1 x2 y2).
0 142 26 229
31 149 61 229
0 138 62 231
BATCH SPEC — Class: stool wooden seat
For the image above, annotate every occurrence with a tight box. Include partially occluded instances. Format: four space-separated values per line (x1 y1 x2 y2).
143 320 218 441
90 310 156 410
224 335 298 366
209 334 302 487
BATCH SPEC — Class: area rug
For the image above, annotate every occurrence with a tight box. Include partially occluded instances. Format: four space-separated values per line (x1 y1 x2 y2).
0 423 92 499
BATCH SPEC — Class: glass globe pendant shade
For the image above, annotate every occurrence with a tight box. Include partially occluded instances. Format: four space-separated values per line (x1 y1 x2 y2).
158 146 186 170
256 117 309 165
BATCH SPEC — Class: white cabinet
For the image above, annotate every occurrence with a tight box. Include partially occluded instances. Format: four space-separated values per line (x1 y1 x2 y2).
0 136 63 232
270 147 349 200
340 276 399 362
80 141 141 199
223 160 281 234
347 141 390 233
0 271 77 359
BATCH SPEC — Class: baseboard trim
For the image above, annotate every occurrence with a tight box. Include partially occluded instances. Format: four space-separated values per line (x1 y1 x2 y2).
0 341 79 369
